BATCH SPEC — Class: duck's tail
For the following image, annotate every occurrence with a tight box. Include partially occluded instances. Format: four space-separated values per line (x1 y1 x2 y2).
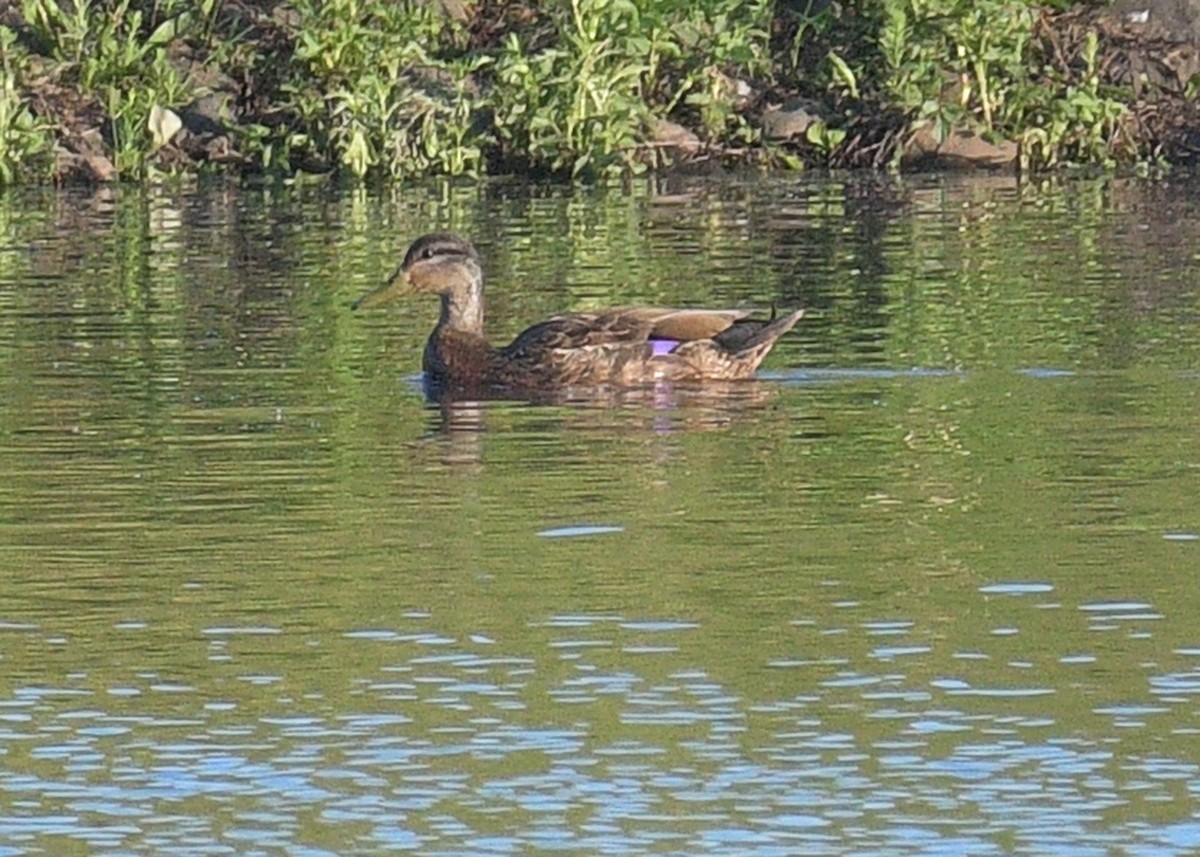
700 307 804 379
735 308 805 354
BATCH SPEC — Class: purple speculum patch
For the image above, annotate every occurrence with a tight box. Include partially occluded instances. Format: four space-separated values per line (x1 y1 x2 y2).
650 339 679 356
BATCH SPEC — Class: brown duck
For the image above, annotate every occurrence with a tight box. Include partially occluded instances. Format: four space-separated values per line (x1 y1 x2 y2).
352 232 804 395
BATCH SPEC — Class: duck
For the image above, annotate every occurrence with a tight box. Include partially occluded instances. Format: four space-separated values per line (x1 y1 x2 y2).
351 232 804 396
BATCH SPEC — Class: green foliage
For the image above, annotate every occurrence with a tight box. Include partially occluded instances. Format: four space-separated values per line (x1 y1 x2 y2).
21 0 186 90
491 0 772 177
18 0 191 178
0 0 1161 182
863 0 1130 167
1014 30 1130 168
278 0 486 180
661 0 772 141
876 0 1037 136
492 0 651 177
0 31 53 184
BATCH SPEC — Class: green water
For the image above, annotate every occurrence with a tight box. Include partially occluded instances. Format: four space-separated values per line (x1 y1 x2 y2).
0 176 1198 854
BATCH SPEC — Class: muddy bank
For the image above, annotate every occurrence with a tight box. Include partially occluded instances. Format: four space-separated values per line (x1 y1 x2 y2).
796 0 1200 170
5 0 1200 183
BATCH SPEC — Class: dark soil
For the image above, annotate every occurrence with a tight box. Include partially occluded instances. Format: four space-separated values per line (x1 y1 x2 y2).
8 0 1200 181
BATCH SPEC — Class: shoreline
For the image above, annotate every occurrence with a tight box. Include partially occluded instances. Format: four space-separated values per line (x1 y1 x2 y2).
2 1 1198 184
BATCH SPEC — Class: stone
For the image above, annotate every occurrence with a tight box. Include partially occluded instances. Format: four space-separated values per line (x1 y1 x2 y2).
55 138 116 182
148 105 183 149
902 122 1018 170
759 99 825 140
180 93 233 137
1110 0 1200 42
650 118 702 153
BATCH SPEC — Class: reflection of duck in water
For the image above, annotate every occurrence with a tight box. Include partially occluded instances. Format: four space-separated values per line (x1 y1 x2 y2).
352 232 804 398
424 384 782 469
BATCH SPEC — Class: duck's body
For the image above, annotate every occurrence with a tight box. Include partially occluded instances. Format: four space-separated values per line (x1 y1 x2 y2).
353 232 804 396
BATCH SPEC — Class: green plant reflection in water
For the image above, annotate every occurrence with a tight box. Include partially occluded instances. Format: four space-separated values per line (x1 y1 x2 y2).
0 175 1199 853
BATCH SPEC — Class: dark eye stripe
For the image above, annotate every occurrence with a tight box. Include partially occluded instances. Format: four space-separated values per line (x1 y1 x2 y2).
428 245 470 261
403 234 476 268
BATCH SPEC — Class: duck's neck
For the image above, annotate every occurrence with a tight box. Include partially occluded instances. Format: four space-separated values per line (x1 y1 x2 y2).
436 285 485 337
425 284 496 390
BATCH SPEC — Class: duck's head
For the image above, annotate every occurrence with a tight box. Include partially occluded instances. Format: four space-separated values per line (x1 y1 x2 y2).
351 232 483 310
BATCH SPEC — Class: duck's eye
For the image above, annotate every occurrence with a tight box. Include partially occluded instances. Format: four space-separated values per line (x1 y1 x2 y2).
422 246 436 260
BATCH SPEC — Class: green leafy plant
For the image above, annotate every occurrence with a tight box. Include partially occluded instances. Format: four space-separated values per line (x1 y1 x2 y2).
492 0 651 177
491 0 772 177
0 0 1158 182
0 30 52 184
18 0 194 178
669 1 771 141
276 0 486 180
860 0 1131 167
21 0 188 89
1015 29 1129 169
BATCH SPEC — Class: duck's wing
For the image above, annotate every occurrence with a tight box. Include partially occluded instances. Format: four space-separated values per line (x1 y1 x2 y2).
501 307 754 357
638 308 756 342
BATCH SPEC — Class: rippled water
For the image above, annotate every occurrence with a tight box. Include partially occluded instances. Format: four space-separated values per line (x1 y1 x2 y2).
1 175 1198 854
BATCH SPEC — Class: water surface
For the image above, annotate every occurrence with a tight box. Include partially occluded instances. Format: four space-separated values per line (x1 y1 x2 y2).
0 175 1198 854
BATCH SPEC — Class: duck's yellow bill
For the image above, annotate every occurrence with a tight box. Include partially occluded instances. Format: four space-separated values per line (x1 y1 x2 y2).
350 266 406 311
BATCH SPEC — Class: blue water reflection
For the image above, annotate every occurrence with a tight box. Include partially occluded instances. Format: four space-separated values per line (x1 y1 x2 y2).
4 604 1200 854
3 175 1200 854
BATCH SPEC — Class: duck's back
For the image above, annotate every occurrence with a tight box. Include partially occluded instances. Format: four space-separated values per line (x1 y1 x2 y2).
487 306 802 388
503 308 751 355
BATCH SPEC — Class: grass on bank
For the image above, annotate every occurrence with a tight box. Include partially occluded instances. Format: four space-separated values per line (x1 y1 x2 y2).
0 0 1135 184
